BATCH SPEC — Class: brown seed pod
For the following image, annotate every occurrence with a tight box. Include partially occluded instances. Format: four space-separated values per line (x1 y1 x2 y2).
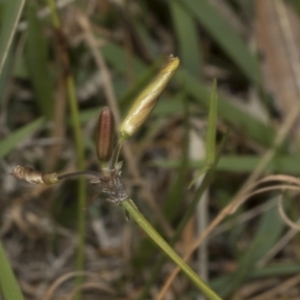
11 166 59 185
96 107 115 163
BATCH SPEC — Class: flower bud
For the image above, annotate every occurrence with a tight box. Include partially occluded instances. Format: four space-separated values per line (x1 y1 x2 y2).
96 107 115 163
120 55 180 139
11 166 59 185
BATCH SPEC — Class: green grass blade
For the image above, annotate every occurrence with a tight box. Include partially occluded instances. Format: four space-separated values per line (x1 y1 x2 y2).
131 20 158 59
216 206 284 297
101 42 146 75
178 0 261 87
188 81 218 187
213 262 300 291
169 0 202 78
205 79 218 165
100 42 276 147
0 0 25 75
163 92 189 221
25 1 54 119
179 71 275 147
0 241 24 300
250 263 300 278
0 43 14 105
244 206 284 263
121 198 222 300
138 94 191 300
177 132 228 237
152 154 300 175
0 117 45 158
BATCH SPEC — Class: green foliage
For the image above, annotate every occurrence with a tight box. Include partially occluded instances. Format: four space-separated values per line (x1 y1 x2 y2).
0 117 44 158
178 0 261 87
1 0 299 299
25 1 54 119
0 0 25 75
170 0 202 78
212 206 284 297
0 242 24 300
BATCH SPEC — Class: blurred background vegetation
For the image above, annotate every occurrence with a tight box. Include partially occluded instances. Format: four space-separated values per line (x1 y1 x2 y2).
1 0 300 299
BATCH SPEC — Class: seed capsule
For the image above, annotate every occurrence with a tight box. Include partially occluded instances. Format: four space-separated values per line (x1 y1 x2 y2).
120 55 180 139
96 107 115 163
11 166 59 185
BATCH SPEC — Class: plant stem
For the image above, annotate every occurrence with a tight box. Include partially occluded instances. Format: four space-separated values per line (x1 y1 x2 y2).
121 198 222 300
66 76 87 291
46 2 87 298
139 132 228 299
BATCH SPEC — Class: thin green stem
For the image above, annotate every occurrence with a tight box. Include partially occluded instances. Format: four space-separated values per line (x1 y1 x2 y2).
109 139 124 169
121 198 222 300
139 131 228 299
46 0 60 28
46 2 86 299
66 75 87 282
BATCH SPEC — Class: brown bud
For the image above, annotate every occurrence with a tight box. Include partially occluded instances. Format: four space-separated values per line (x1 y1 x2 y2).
96 107 115 162
120 55 180 139
11 166 59 185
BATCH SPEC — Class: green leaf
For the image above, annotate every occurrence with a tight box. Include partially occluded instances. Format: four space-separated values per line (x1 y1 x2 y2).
0 43 13 105
121 198 222 300
178 71 275 147
0 117 44 158
250 263 300 278
215 206 284 297
169 0 202 78
0 241 24 300
179 0 261 87
0 0 25 76
152 155 300 175
101 42 146 75
25 1 54 119
188 103 219 187
163 93 189 221
248 207 284 262
205 79 218 165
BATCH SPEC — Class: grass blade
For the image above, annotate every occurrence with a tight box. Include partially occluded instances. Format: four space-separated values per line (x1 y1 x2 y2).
0 43 14 105
169 0 202 78
215 206 284 297
0 241 24 300
25 1 54 119
121 198 222 300
179 71 275 147
205 79 218 165
152 154 300 175
179 0 261 87
163 92 189 221
189 79 218 188
0 0 25 75
0 117 44 158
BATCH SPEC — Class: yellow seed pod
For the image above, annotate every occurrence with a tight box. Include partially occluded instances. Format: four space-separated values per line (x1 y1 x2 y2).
120 55 180 139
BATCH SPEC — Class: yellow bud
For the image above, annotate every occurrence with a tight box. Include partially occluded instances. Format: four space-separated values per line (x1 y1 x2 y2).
120 55 180 139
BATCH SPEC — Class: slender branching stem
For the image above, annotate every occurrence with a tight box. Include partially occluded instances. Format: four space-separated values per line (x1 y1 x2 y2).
57 171 101 181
